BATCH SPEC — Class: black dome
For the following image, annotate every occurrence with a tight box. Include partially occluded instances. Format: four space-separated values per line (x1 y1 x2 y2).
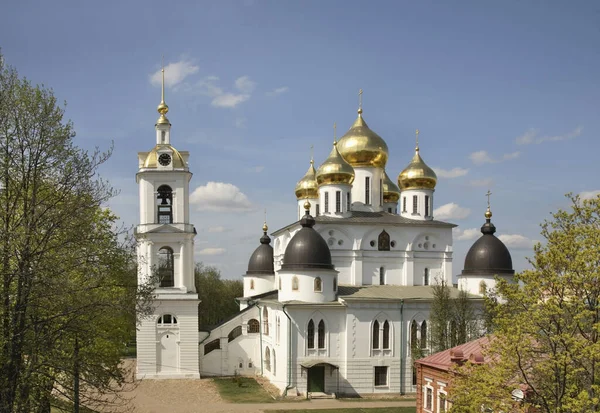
246 232 274 275
281 211 334 270
462 218 514 276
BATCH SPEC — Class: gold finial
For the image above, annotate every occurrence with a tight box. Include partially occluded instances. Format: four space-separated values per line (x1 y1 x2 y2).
415 129 420 151
333 122 337 144
262 208 268 232
304 199 311 211
358 89 363 114
485 190 493 219
157 56 170 124
310 145 314 165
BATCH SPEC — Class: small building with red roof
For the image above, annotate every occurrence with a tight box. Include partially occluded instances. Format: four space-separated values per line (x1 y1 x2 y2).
415 337 489 412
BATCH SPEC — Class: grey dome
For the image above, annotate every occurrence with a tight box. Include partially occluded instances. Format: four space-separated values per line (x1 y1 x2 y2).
246 232 274 275
462 219 514 276
282 211 334 270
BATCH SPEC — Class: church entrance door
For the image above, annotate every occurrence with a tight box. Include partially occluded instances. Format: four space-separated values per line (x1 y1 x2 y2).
307 365 325 392
158 332 178 373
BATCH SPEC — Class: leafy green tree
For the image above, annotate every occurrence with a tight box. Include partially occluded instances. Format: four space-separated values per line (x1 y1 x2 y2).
429 280 478 353
450 194 600 413
195 263 243 329
0 52 154 412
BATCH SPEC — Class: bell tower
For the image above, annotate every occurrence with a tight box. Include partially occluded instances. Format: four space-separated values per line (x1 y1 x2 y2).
135 63 200 379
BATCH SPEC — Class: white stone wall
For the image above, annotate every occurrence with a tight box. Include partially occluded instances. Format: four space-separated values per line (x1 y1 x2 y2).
318 183 352 217
399 189 434 221
243 274 275 298
136 298 200 379
278 269 338 303
137 171 192 225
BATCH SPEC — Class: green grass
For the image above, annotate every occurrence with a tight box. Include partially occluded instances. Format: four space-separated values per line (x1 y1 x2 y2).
266 408 416 413
213 376 276 403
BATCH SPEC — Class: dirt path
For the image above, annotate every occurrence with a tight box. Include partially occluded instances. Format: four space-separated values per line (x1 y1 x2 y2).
117 360 415 413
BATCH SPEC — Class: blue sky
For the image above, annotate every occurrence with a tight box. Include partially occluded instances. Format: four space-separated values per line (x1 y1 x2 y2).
2 1 599 279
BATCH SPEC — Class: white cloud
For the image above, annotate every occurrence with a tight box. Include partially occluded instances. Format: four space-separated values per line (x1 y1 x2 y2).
235 76 256 93
150 59 199 87
266 86 289 96
198 247 226 256
516 126 583 145
579 190 600 201
453 227 481 241
190 182 253 212
498 234 536 249
195 76 253 108
434 203 471 220
207 226 227 233
470 178 493 187
469 150 520 165
212 93 250 108
433 167 469 178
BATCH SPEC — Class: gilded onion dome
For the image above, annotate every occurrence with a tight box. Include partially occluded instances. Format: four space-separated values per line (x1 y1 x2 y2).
316 141 355 186
294 160 319 199
382 171 401 203
336 108 389 168
398 131 437 190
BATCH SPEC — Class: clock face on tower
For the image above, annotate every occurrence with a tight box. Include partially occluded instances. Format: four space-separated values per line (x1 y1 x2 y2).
158 153 172 166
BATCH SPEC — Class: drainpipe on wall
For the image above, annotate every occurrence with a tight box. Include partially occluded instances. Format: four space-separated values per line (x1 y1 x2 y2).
256 302 264 376
282 304 294 396
399 299 405 395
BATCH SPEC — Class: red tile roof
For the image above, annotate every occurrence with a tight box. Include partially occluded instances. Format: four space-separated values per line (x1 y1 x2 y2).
416 336 490 372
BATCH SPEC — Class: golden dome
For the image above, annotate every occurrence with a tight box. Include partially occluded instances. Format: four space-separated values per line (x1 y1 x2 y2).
143 144 187 169
382 171 401 203
398 146 437 190
294 160 319 199
336 109 389 168
316 142 355 186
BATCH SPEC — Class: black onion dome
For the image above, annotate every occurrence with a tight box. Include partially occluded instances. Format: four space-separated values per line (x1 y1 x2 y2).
462 216 514 276
246 230 274 275
282 210 334 270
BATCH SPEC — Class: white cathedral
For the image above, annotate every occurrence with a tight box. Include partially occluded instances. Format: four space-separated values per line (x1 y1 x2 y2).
135 71 515 396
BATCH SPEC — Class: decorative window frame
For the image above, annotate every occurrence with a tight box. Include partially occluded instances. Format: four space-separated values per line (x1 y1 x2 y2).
437 382 448 413
314 277 323 292
292 276 299 291
306 314 328 357
371 312 393 357
423 378 434 412
374 365 389 387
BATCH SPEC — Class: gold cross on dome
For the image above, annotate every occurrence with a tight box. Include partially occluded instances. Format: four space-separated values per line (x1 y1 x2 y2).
333 122 337 143
416 129 420 147
359 89 363 109
310 145 314 163
486 190 492 207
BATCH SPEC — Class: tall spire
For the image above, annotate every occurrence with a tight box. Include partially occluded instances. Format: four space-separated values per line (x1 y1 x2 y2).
262 208 268 233
156 57 170 125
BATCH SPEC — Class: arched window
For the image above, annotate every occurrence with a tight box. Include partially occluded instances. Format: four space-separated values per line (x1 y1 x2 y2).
479 280 487 295
379 267 385 285
157 185 173 224
383 321 390 349
272 349 276 375
204 339 220 355
263 307 269 335
378 230 390 251
228 326 242 342
157 314 178 325
318 320 325 349
424 268 430 286
307 320 315 349
314 277 322 292
292 276 299 291
333 277 337 292
247 319 259 333
372 320 380 349
250 279 255 290
411 320 418 349
158 247 174 287
420 321 428 349
265 347 271 371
